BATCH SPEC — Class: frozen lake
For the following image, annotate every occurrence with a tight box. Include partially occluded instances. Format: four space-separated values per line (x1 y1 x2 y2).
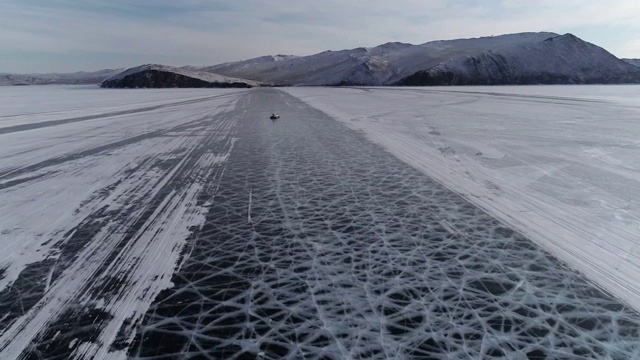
285 85 640 310
1 85 640 359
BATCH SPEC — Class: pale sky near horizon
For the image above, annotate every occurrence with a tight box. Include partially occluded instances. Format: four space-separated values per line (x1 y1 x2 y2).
1 0 639 73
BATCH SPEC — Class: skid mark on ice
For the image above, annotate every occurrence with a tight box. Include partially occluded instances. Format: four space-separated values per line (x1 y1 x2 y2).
0 92 241 135
0 94 245 359
0 172 53 191
387 87 612 106
0 110 237 183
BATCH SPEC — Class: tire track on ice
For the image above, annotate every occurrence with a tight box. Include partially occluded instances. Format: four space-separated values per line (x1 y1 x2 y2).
0 96 246 359
0 107 228 294
0 109 236 183
0 92 242 135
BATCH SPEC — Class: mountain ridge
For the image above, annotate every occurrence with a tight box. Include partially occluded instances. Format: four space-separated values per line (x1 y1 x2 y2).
623 58 640 68
3 32 640 87
397 33 640 85
201 32 640 86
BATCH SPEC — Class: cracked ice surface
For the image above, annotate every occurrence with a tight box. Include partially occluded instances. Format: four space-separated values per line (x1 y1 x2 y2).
128 90 640 359
1 87 640 359
284 85 640 315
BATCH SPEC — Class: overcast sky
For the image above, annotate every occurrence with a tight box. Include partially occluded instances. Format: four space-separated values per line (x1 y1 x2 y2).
2 0 640 73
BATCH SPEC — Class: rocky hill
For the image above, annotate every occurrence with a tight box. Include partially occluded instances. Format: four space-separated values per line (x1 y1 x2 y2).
100 64 260 88
623 58 640 68
397 34 640 85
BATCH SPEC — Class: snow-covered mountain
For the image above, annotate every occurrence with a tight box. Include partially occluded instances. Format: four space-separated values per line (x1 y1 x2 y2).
203 54 298 72
5 32 640 87
198 43 422 86
623 58 640 68
101 64 260 88
0 69 124 86
206 32 640 86
397 34 640 85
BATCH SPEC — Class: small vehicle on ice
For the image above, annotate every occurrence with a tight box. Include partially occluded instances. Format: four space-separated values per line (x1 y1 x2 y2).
270 113 280 120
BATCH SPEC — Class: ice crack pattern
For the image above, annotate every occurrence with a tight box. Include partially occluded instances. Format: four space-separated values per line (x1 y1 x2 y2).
127 90 640 359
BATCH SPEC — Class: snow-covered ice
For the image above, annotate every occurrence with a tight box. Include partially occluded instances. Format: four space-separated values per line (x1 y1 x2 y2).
0 86 245 359
285 85 640 312
2 85 640 359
